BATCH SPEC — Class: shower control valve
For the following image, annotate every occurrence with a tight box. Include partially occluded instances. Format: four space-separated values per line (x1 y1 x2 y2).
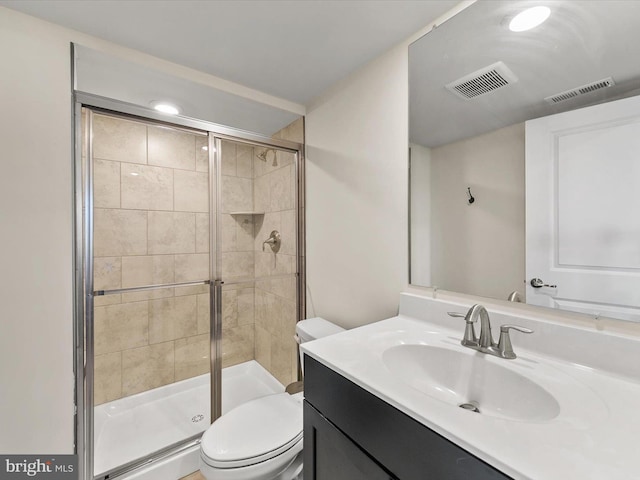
263 230 281 253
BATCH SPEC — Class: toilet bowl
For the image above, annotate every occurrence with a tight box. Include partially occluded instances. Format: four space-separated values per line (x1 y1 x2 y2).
200 393 304 480
199 318 344 480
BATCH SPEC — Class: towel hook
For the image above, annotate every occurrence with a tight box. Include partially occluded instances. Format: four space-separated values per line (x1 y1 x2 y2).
467 187 475 204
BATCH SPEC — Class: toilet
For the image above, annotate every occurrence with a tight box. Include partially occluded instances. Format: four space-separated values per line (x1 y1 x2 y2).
199 317 344 480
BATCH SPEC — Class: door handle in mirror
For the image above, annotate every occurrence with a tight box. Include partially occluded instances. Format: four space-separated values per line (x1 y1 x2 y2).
530 278 557 289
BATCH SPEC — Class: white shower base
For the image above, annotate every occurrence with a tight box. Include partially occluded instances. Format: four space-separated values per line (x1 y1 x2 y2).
95 360 285 478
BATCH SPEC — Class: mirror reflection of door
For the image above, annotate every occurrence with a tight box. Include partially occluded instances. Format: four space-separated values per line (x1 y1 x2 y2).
526 95 640 322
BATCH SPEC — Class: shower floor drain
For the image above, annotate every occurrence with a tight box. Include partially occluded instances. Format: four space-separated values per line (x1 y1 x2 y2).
459 402 480 413
192 414 205 423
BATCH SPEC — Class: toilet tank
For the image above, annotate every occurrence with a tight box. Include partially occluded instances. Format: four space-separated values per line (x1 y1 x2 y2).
295 318 344 374
295 317 344 344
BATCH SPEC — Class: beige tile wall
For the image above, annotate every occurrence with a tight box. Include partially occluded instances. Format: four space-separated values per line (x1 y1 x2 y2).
254 118 303 387
92 113 214 405
90 113 303 404
219 139 257 368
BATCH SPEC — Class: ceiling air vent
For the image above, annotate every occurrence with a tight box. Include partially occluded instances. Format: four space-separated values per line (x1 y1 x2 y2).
545 77 615 104
446 61 518 100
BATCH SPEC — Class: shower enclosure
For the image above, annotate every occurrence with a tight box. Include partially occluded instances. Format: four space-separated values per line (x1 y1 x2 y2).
75 96 304 479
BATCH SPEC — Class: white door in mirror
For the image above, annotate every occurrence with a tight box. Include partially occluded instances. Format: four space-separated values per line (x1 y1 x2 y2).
525 94 640 322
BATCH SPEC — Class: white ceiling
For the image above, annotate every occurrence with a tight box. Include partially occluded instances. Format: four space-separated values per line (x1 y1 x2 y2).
1 0 459 106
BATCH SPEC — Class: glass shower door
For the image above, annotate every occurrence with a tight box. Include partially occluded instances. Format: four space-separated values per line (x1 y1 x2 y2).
213 137 301 412
85 109 213 477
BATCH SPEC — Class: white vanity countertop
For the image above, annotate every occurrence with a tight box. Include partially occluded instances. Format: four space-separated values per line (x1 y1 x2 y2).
301 301 640 480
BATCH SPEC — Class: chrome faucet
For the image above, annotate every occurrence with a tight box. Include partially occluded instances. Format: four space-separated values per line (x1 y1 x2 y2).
447 304 533 359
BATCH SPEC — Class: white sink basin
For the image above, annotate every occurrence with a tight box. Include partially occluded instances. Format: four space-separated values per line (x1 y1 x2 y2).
382 344 561 422
302 307 621 480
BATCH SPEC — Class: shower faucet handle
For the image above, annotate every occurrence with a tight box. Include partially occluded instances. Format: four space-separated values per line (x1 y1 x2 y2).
262 230 281 252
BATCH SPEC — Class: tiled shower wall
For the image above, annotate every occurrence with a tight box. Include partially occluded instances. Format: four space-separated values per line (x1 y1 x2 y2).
254 118 303 387
90 113 213 405
90 113 303 404
219 140 256 368
218 119 303 387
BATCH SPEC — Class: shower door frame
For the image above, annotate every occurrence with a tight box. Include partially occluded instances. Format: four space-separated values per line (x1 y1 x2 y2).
73 92 305 480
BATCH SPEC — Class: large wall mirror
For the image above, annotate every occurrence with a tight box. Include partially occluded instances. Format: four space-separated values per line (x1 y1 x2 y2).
409 0 640 322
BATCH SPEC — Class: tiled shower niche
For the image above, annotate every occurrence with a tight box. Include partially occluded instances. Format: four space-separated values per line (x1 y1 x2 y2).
89 112 303 404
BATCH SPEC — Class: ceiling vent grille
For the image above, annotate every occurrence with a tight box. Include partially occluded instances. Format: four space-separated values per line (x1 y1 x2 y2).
545 77 615 104
446 61 518 100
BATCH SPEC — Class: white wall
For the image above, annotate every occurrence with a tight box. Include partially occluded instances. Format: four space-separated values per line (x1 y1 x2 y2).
0 6 303 454
305 44 409 328
430 123 525 300
304 3 472 328
0 7 75 453
409 143 432 286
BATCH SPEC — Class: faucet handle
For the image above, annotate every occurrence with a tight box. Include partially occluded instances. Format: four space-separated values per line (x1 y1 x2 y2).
447 311 478 323
447 312 478 346
497 324 533 359
262 230 281 252
500 324 533 334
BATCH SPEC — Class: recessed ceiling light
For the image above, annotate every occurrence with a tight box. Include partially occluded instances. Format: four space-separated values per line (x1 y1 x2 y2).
151 101 180 115
509 6 551 32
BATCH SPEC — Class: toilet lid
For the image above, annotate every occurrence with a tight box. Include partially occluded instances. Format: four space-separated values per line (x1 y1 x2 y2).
201 393 303 468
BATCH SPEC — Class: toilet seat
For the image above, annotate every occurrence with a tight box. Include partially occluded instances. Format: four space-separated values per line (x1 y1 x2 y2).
201 393 303 469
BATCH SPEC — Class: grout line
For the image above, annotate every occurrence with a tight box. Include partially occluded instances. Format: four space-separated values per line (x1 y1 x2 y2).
172 167 176 213
172 339 176 385
118 350 123 403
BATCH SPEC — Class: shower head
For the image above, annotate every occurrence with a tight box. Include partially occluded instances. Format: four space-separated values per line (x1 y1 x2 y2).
256 148 278 167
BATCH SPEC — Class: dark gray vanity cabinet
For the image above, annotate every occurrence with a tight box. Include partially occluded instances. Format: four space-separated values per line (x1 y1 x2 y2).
304 403 395 480
303 357 512 480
